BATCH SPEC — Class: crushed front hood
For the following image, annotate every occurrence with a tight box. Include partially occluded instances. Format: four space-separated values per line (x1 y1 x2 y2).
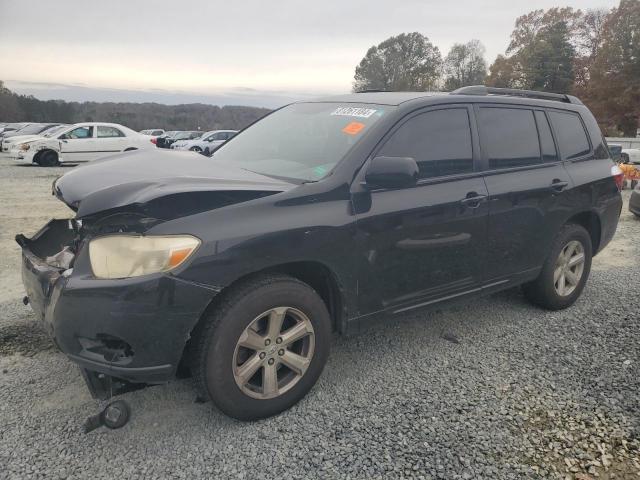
53 149 295 219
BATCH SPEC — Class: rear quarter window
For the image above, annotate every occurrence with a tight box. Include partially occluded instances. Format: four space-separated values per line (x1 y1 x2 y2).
548 111 591 160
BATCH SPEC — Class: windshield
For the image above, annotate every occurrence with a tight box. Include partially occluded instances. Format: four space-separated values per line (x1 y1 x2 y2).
43 125 68 137
15 124 50 135
212 102 390 181
202 131 217 140
175 131 199 140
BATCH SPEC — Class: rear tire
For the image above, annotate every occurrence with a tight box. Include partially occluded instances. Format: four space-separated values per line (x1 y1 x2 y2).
191 274 331 420
36 150 59 167
523 224 592 310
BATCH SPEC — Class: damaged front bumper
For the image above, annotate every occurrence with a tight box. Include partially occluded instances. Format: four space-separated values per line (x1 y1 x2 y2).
17 219 216 398
14 150 35 163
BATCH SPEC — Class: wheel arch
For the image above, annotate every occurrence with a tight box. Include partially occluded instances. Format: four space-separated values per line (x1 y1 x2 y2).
263 261 346 333
565 210 602 255
33 148 59 166
179 260 347 373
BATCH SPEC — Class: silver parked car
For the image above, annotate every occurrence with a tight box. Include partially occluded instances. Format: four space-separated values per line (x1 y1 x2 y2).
170 130 237 155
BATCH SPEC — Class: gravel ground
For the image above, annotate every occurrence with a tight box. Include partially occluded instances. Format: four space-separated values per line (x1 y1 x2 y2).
0 157 638 480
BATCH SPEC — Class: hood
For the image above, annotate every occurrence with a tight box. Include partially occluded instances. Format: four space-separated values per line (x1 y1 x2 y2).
53 149 296 219
2 134 42 145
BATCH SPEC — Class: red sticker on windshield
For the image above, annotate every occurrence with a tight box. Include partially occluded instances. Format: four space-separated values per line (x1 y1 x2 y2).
342 121 365 135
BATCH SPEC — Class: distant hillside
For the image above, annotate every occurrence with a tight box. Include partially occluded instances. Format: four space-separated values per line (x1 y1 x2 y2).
0 81 271 131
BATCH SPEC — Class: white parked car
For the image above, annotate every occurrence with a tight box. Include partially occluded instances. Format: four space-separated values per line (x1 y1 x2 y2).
13 122 155 166
170 130 237 155
621 148 640 165
0 122 31 136
1 125 69 156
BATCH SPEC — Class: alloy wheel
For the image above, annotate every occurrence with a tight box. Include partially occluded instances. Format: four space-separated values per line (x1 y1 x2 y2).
553 240 585 297
232 307 315 399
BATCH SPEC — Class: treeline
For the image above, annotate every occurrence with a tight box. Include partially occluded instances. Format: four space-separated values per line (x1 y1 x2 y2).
0 82 271 131
354 0 640 136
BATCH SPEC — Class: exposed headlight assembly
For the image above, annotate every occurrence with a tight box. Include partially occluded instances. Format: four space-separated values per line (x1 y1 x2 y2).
19 143 30 151
89 235 200 279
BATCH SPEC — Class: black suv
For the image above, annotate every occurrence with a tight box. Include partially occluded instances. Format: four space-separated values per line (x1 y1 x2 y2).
18 87 623 420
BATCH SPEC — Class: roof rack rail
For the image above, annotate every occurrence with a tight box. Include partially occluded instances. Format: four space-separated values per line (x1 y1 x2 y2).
451 85 583 105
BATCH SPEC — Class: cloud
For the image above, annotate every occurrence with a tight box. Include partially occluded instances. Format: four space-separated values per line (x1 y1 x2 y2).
0 0 618 105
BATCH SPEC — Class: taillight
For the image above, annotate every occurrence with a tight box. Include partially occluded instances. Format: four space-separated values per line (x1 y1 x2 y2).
151 137 157 144
612 165 624 191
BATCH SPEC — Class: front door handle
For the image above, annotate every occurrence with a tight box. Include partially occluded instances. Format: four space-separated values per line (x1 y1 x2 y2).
460 192 487 208
550 180 569 192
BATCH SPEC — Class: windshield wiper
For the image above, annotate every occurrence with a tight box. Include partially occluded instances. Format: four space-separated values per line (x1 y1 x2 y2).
238 167 306 184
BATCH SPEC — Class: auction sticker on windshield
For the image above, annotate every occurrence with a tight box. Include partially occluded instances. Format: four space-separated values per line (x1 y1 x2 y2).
342 121 366 135
331 107 377 118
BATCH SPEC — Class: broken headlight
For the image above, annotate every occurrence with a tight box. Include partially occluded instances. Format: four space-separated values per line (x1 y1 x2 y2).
88 235 200 279
19 143 30 151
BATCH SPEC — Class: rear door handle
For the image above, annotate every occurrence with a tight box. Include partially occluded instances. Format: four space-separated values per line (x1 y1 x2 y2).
460 192 487 208
550 180 569 192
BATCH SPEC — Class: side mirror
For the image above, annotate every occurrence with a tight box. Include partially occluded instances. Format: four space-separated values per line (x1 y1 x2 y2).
364 156 419 189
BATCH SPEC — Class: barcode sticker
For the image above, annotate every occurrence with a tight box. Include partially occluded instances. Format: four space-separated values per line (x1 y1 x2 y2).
331 107 377 118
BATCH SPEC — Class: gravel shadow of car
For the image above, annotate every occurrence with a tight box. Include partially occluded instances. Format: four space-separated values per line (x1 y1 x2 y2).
0 321 56 356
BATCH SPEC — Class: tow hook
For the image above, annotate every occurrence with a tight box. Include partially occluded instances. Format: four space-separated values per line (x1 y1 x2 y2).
83 400 131 433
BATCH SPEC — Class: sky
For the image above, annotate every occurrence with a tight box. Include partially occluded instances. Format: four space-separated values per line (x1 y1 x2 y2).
0 0 619 108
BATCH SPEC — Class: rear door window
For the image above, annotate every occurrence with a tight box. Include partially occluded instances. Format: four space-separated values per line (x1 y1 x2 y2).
97 126 125 138
378 108 474 179
547 111 591 160
478 107 541 169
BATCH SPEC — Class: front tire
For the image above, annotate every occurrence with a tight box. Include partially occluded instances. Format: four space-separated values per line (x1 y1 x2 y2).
36 150 59 167
192 274 331 420
523 224 592 310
